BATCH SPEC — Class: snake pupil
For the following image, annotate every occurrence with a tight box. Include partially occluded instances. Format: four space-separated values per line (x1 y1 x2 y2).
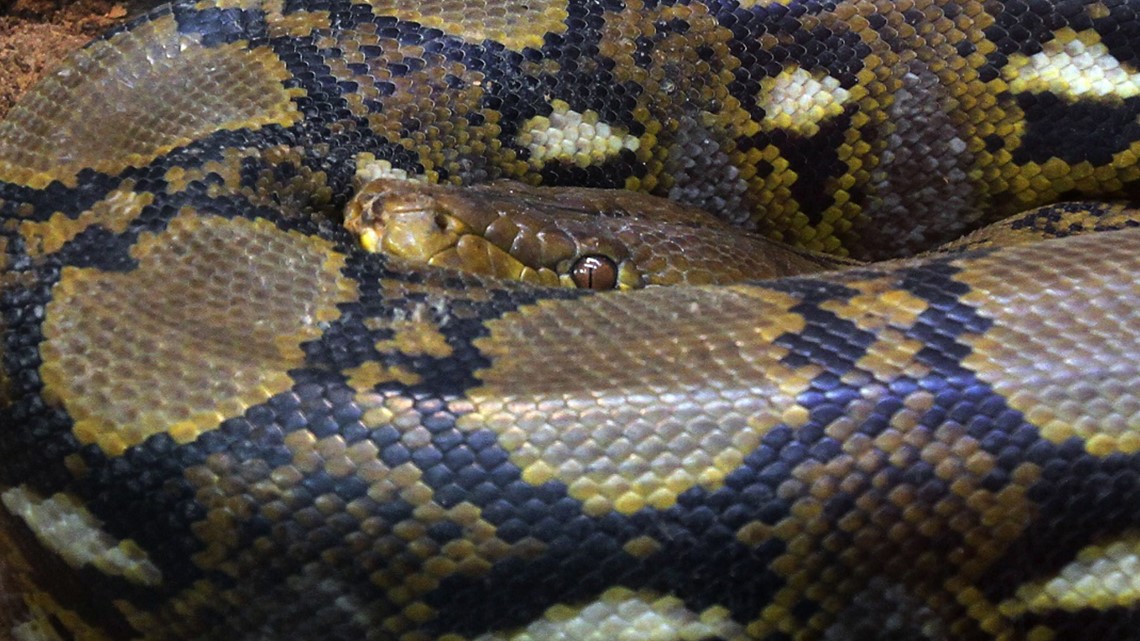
571 255 619 289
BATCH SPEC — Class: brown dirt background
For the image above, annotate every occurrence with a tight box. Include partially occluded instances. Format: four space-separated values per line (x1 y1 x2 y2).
0 0 165 119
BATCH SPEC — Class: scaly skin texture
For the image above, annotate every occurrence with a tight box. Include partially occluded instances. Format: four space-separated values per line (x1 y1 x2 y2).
344 179 857 287
345 181 1140 288
0 0 1138 640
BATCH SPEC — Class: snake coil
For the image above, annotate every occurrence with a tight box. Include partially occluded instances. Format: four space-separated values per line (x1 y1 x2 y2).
0 0 1138 639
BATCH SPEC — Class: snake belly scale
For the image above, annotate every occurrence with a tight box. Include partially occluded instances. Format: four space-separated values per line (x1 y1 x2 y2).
0 0 1139 639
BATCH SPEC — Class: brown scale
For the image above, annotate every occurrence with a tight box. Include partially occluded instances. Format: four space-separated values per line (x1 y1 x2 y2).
348 177 1140 291
457 230 1140 638
0 15 302 190
39 211 355 456
344 179 858 288
1 0 1140 639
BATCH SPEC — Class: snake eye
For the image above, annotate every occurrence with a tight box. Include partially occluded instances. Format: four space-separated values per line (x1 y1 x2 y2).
570 255 619 290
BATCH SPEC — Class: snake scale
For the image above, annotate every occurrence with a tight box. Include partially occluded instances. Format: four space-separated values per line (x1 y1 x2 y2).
0 0 1139 638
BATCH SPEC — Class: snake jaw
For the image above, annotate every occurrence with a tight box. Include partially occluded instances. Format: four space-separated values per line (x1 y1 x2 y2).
345 178 472 260
382 208 472 262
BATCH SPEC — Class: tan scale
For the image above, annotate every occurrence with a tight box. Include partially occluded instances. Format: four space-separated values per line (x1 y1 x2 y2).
747 399 1047 638
346 359 425 388
267 9 333 38
1 0 1140 638
374 320 455 359
957 229 1140 455
0 487 161 586
595 0 772 230
471 587 749 641
168 142 340 231
755 66 853 137
163 147 259 195
980 26 1140 209
516 100 641 169
1005 28 1140 102
316 30 525 184
936 202 1140 251
153 383 560 640
18 181 153 258
38 211 357 456
461 285 823 516
817 281 935 383
0 17 303 189
0 506 119 641
1001 531 1140 613
361 0 568 50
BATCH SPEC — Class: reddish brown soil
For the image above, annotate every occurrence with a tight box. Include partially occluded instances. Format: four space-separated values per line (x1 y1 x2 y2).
0 0 157 118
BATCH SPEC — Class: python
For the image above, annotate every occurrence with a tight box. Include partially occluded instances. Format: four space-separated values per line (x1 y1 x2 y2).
0 0 1137 639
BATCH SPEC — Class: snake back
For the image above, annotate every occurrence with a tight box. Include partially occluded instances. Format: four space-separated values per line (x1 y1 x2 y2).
0 0 1139 639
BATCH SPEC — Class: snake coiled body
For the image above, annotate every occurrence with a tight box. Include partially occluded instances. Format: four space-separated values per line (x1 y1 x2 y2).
0 0 1139 639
